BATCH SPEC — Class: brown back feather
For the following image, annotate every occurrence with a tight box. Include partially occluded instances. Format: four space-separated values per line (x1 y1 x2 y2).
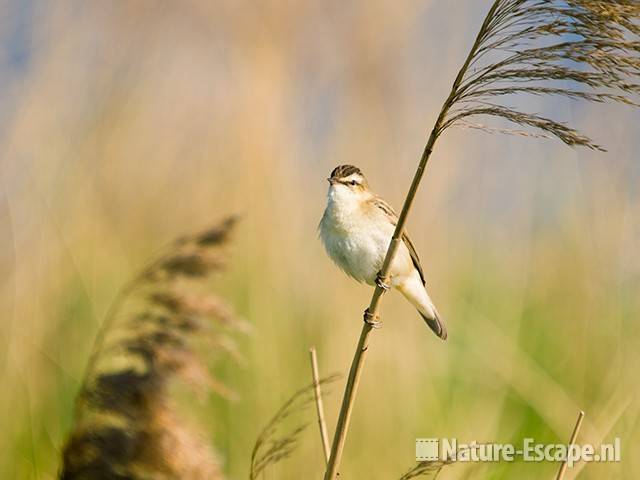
372 197 426 285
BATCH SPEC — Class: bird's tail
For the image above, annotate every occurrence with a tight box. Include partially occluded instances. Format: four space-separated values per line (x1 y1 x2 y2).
398 275 448 340
418 308 447 341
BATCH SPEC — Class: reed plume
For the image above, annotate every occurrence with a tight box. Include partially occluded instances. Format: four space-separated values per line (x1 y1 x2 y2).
443 0 640 149
60 216 246 480
397 459 453 480
249 374 340 480
324 2 640 479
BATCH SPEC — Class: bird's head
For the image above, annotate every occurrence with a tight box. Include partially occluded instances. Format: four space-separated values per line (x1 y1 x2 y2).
327 165 370 204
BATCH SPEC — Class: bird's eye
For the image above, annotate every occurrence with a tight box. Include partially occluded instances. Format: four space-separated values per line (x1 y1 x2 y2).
349 180 358 186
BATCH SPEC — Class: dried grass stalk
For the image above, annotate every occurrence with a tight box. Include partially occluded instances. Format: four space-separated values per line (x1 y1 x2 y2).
60 217 245 480
555 410 586 480
324 2 639 479
309 347 332 464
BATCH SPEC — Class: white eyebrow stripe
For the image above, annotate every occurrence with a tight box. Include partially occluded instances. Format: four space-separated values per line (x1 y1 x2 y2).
339 174 362 183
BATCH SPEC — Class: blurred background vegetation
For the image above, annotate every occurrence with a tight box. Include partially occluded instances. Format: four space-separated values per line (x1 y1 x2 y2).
0 1 638 479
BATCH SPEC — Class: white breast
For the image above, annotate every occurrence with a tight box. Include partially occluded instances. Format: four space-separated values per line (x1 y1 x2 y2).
319 187 394 285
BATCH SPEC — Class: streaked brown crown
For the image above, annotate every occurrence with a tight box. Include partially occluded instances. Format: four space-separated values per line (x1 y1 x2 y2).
330 165 363 180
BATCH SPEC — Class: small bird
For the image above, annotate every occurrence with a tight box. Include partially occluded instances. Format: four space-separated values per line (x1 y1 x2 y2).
319 165 447 340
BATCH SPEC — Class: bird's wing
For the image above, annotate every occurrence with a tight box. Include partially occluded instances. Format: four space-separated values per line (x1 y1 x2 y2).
373 196 426 286
401 230 426 286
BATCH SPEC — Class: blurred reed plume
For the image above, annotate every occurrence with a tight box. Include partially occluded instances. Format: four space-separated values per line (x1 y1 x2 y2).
324 2 640 479
60 216 246 480
397 459 454 480
250 374 340 480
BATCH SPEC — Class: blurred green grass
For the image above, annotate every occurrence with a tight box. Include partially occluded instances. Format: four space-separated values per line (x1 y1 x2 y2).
1 1 639 479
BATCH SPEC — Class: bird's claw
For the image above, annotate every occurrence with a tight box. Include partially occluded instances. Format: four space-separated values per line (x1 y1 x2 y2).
375 272 390 291
363 308 383 329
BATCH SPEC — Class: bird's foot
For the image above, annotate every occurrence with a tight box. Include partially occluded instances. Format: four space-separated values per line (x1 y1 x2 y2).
363 308 383 329
375 272 390 291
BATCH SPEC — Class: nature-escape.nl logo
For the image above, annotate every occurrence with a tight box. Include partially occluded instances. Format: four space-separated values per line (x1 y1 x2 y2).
416 438 621 468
